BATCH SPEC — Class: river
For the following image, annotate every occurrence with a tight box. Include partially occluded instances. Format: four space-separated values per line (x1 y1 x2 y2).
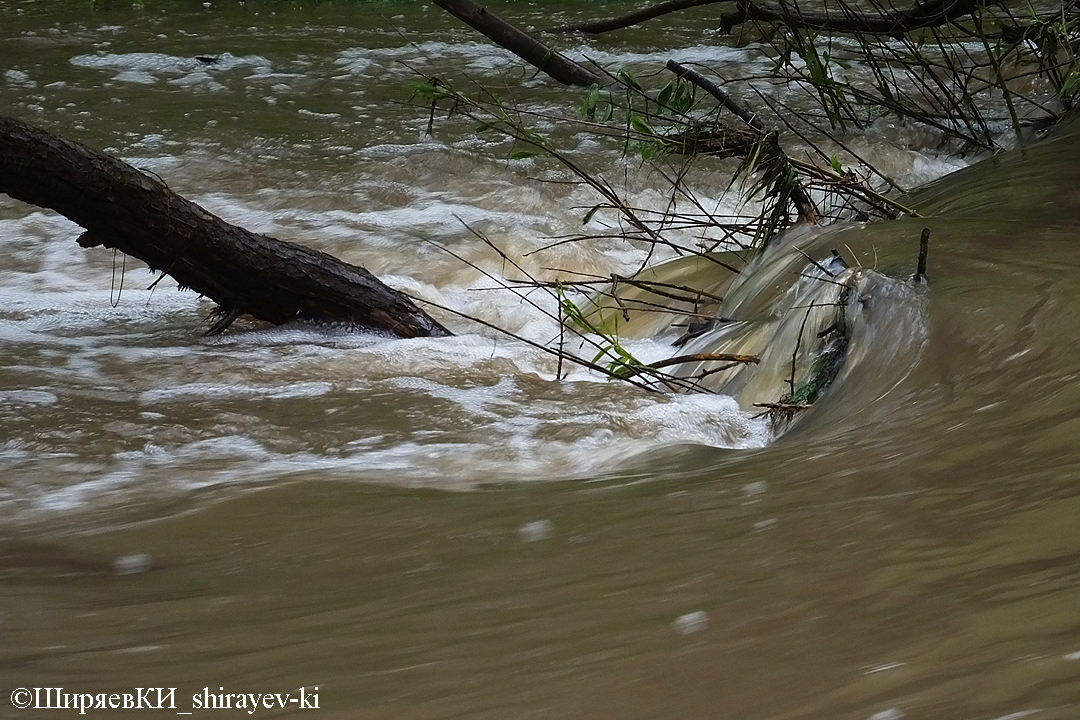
1 2 1079 718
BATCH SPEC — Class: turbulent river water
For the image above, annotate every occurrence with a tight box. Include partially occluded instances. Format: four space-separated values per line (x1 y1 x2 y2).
2 2 1080 718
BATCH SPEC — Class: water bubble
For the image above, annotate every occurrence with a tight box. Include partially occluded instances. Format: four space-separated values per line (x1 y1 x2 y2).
113 554 152 575
673 611 708 635
518 520 553 542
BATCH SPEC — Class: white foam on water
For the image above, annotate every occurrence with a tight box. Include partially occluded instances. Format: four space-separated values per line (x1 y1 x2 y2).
867 710 904 720
519 520 554 542
70 51 271 76
6 333 770 520
673 611 709 635
0 390 58 406
111 70 158 85
0 26 947 522
139 381 333 404
566 42 762 70
336 40 513 72
31 473 144 514
338 40 763 80
113 553 152 575
168 71 226 92
68 51 271 93
0 200 771 514
5 68 35 85
333 50 372 75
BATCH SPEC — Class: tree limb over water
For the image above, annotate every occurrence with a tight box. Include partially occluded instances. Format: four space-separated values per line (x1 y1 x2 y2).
665 59 820 224
718 0 985 36
0 114 450 338
431 0 602 86
555 0 986 36
555 0 725 35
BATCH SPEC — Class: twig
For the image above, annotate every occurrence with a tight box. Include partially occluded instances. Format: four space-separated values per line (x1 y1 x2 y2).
665 60 819 225
913 227 930 284
616 351 760 379
789 300 815 395
752 402 812 410
406 293 659 392
665 59 767 132
794 246 835 278
204 307 242 337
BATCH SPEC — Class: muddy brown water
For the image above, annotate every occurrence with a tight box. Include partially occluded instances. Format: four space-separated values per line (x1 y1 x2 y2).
1 2 1079 718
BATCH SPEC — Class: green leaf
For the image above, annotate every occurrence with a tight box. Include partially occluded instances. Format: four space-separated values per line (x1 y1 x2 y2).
409 80 453 102
629 114 655 136
657 82 674 107
829 155 844 174
617 68 641 91
600 103 614 122
582 204 604 224
510 149 539 160
580 83 601 119
1061 69 1079 97
670 83 693 113
559 294 588 329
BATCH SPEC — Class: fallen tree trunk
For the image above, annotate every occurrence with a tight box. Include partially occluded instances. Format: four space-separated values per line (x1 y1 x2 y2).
719 0 982 35
556 0 983 37
0 114 450 338
556 0 723 35
431 0 603 87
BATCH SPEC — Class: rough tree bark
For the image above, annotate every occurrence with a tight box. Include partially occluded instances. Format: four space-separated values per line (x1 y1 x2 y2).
431 0 603 87
0 114 450 338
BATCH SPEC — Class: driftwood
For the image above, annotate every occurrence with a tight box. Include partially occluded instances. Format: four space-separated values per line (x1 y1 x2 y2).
0 114 449 338
431 0 602 87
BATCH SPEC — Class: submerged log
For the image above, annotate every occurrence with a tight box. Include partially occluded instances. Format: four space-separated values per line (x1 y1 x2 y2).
0 114 450 338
